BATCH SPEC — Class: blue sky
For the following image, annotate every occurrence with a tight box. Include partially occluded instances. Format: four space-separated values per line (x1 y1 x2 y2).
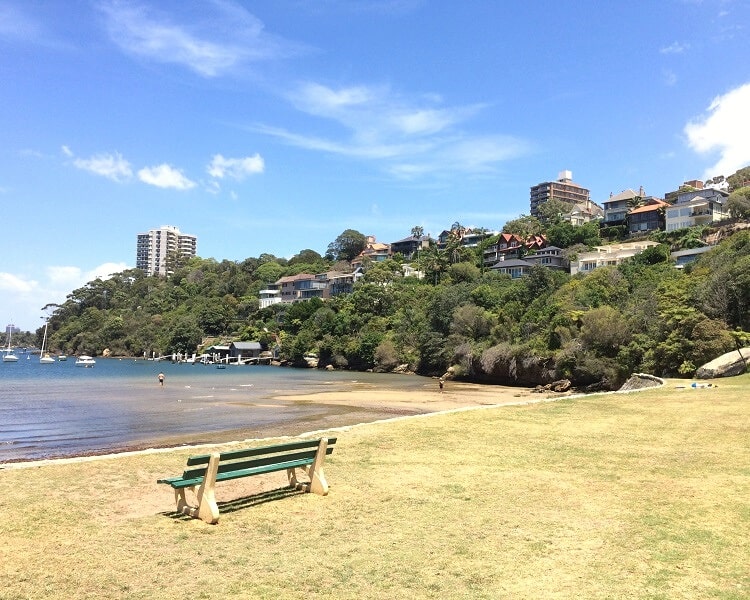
1 0 749 332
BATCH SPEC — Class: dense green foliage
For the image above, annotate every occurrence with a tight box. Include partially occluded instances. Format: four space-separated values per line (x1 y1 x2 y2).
28 228 750 390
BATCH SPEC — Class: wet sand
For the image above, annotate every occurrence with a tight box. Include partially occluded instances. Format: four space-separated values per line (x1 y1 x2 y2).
3 381 552 467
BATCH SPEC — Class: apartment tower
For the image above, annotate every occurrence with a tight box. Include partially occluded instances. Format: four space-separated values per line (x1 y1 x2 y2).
530 170 591 218
136 225 197 276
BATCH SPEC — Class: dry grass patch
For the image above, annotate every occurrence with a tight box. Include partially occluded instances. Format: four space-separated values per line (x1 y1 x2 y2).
1 376 748 599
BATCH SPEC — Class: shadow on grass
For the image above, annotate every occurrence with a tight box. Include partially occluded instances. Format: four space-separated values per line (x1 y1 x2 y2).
160 485 306 520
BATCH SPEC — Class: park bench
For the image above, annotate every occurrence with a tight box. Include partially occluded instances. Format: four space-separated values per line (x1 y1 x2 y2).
157 437 336 524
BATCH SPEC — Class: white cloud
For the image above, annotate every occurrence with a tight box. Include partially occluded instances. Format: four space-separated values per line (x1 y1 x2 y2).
0 262 129 332
97 0 301 77
207 154 264 179
259 81 528 178
660 41 689 54
72 151 133 182
138 164 196 190
0 272 36 294
61 145 73 157
685 82 750 178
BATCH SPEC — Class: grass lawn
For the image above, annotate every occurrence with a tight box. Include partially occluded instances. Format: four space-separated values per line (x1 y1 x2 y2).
1 375 748 599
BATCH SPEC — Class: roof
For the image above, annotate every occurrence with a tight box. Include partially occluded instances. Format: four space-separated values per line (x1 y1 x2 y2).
491 259 533 268
606 189 641 203
275 273 315 284
230 341 262 350
629 199 669 215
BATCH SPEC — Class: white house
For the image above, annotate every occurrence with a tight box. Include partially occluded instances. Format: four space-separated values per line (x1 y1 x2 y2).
665 188 729 232
570 241 660 275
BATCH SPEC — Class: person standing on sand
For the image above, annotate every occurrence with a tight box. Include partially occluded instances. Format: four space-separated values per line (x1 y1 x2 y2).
158 372 165 386
439 378 444 393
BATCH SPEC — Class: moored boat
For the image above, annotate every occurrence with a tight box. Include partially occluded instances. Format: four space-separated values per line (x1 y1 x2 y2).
39 319 55 364
3 325 18 362
75 355 96 367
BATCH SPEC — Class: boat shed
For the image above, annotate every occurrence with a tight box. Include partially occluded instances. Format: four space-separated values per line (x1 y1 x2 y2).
204 345 230 362
229 341 262 361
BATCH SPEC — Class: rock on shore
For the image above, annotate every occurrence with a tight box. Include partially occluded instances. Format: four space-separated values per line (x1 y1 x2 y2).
695 348 750 379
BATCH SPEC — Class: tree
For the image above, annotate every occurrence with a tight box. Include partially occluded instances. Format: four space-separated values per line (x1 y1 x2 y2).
727 187 750 219
727 166 750 191
326 229 367 262
288 249 323 265
537 199 570 224
410 225 424 239
502 214 543 238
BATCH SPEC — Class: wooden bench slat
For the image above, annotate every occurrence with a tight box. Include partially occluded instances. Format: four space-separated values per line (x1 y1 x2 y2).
157 437 337 522
185 437 337 466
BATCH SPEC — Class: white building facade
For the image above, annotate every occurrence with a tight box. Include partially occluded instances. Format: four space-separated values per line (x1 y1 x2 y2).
569 241 660 275
136 225 197 277
665 188 730 232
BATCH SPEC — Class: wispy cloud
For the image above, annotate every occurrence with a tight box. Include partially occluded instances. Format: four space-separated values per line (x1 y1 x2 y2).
68 149 134 182
96 0 302 77
685 82 750 178
207 154 264 180
0 4 42 42
257 81 529 179
660 41 689 54
663 69 678 86
138 164 196 190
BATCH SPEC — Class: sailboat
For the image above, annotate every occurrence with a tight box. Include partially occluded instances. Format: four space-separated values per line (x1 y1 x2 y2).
40 319 55 364
3 325 19 362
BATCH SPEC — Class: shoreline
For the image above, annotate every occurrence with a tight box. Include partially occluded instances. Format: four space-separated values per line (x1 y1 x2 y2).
1 381 558 469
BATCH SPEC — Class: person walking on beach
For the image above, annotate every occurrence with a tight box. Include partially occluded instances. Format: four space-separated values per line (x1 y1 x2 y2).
438 378 444 393
158 372 165 386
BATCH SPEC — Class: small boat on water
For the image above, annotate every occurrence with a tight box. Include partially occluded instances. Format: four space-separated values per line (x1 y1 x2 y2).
2 326 18 362
75 355 96 367
39 319 55 364
58 354 67 361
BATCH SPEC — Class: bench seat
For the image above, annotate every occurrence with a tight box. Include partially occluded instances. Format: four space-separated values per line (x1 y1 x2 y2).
158 437 336 523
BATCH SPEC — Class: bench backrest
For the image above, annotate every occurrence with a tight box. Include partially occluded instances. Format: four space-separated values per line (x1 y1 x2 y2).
180 437 337 481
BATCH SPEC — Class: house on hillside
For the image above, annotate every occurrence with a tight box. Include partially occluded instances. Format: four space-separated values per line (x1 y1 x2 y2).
628 198 669 235
351 236 390 269
483 233 526 266
671 246 713 269
569 241 660 275
319 269 360 297
389 235 431 260
258 286 281 308
490 258 534 279
275 273 327 302
525 245 566 271
603 188 645 224
565 200 603 226
665 188 730 232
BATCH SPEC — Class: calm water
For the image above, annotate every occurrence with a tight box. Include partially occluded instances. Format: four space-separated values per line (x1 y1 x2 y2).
0 355 434 462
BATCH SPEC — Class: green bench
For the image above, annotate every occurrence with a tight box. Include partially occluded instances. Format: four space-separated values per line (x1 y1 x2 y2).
157 437 336 524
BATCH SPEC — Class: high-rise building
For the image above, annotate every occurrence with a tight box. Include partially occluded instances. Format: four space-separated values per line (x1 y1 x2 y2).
530 170 591 218
136 225 197 277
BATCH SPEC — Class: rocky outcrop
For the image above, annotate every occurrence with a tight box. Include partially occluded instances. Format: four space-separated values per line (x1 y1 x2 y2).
618 373 664 391
695 347 750 379
469 350 557 387
534 379 572 393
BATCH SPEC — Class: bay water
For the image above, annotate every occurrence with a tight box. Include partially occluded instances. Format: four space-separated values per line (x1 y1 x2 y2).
0 356 434 463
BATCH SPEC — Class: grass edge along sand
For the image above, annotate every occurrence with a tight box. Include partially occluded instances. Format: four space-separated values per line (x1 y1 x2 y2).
1 375 748 599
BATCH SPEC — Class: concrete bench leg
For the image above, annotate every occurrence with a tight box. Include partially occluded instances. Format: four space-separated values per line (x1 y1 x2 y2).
175 453 221 524
287 439 330 496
